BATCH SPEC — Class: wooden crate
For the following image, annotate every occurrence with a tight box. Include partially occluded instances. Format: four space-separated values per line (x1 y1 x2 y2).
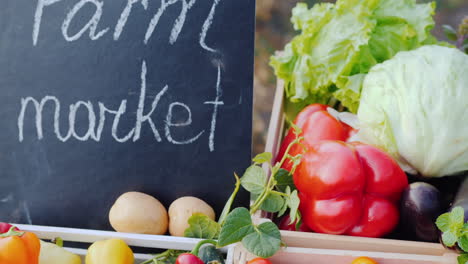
253 80 458 263
230 243 457 264
16 224 233 263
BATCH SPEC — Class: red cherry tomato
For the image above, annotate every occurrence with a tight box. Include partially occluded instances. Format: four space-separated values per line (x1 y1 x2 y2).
247 258 272 264
175 253 204 264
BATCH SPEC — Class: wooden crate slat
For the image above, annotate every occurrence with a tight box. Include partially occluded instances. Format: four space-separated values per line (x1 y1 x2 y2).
14 223 229 253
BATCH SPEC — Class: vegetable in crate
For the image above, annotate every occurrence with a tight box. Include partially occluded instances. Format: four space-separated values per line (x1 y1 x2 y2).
352 257 378 264
247 258 272 264
270 0 442 120
276 103 353 171
109 191 168 235
295 141 408 237
436 206 468 264
357 46 468 178
0 223 18 233
436 177 468 256
400 182 442 242
175 240 218 264
198 245 225 264
0 225 40 264
39 239 81 264
169 196 215 237
85 238 134 264
451 177 468 222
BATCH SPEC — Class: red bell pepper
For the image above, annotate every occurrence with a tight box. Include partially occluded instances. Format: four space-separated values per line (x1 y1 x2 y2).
0 223 18 233
276 104 353 171
294 141 408 237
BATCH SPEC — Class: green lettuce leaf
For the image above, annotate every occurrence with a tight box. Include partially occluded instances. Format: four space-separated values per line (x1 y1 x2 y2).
270 0 442 119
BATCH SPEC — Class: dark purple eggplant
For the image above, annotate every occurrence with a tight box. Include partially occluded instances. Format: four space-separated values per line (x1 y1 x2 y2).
400 182 442 242
451 177 468 221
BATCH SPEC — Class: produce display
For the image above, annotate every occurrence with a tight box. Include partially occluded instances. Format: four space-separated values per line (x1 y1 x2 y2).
268 0 468 262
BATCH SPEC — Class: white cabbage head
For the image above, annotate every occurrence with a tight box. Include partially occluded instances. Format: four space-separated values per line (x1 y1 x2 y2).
358 45 468 177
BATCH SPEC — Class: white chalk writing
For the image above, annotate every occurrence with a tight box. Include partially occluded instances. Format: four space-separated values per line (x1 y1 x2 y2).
204 63 223 151
165 102 204 145
200 0 220 52
17 60 220 149
61 0 109 41
33 0 220 50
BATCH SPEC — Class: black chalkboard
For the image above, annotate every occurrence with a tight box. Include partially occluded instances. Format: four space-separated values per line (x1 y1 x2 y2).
0 0 255 230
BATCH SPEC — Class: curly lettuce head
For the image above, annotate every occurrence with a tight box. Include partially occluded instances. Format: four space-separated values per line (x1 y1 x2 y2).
358 45 468 178
270 0 439 120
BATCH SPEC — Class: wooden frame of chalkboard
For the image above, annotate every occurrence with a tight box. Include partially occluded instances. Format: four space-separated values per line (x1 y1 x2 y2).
251 80 458 263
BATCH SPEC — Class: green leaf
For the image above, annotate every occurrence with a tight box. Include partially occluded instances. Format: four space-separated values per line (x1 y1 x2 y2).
242 222 281 258
184 213 221 239
253 152 273 164
218 208 255 247
459 235 468 252
241 166 267 195
451 207 465 227
458 254 468 264
288 190 301 224
443 25 458 41
442 231 458 247
277 198 289 218
261 193 285 213
436 212 451 232
274 169 296 192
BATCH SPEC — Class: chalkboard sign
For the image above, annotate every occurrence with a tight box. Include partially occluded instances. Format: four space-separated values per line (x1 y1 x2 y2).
0 0 255 230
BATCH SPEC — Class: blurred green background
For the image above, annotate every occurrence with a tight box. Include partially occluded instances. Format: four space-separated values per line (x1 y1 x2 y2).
252 0 468 155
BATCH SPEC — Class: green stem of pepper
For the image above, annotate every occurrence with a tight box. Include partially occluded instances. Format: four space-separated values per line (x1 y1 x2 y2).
52 237 64 247
0 227 24 238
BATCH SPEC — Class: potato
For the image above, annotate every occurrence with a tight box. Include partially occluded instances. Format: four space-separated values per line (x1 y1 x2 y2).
109 191 168 235
168 196 215 236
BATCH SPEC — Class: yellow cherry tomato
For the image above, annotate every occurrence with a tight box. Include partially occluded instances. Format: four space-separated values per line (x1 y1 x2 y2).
352 256 378 264
85 239 134 264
